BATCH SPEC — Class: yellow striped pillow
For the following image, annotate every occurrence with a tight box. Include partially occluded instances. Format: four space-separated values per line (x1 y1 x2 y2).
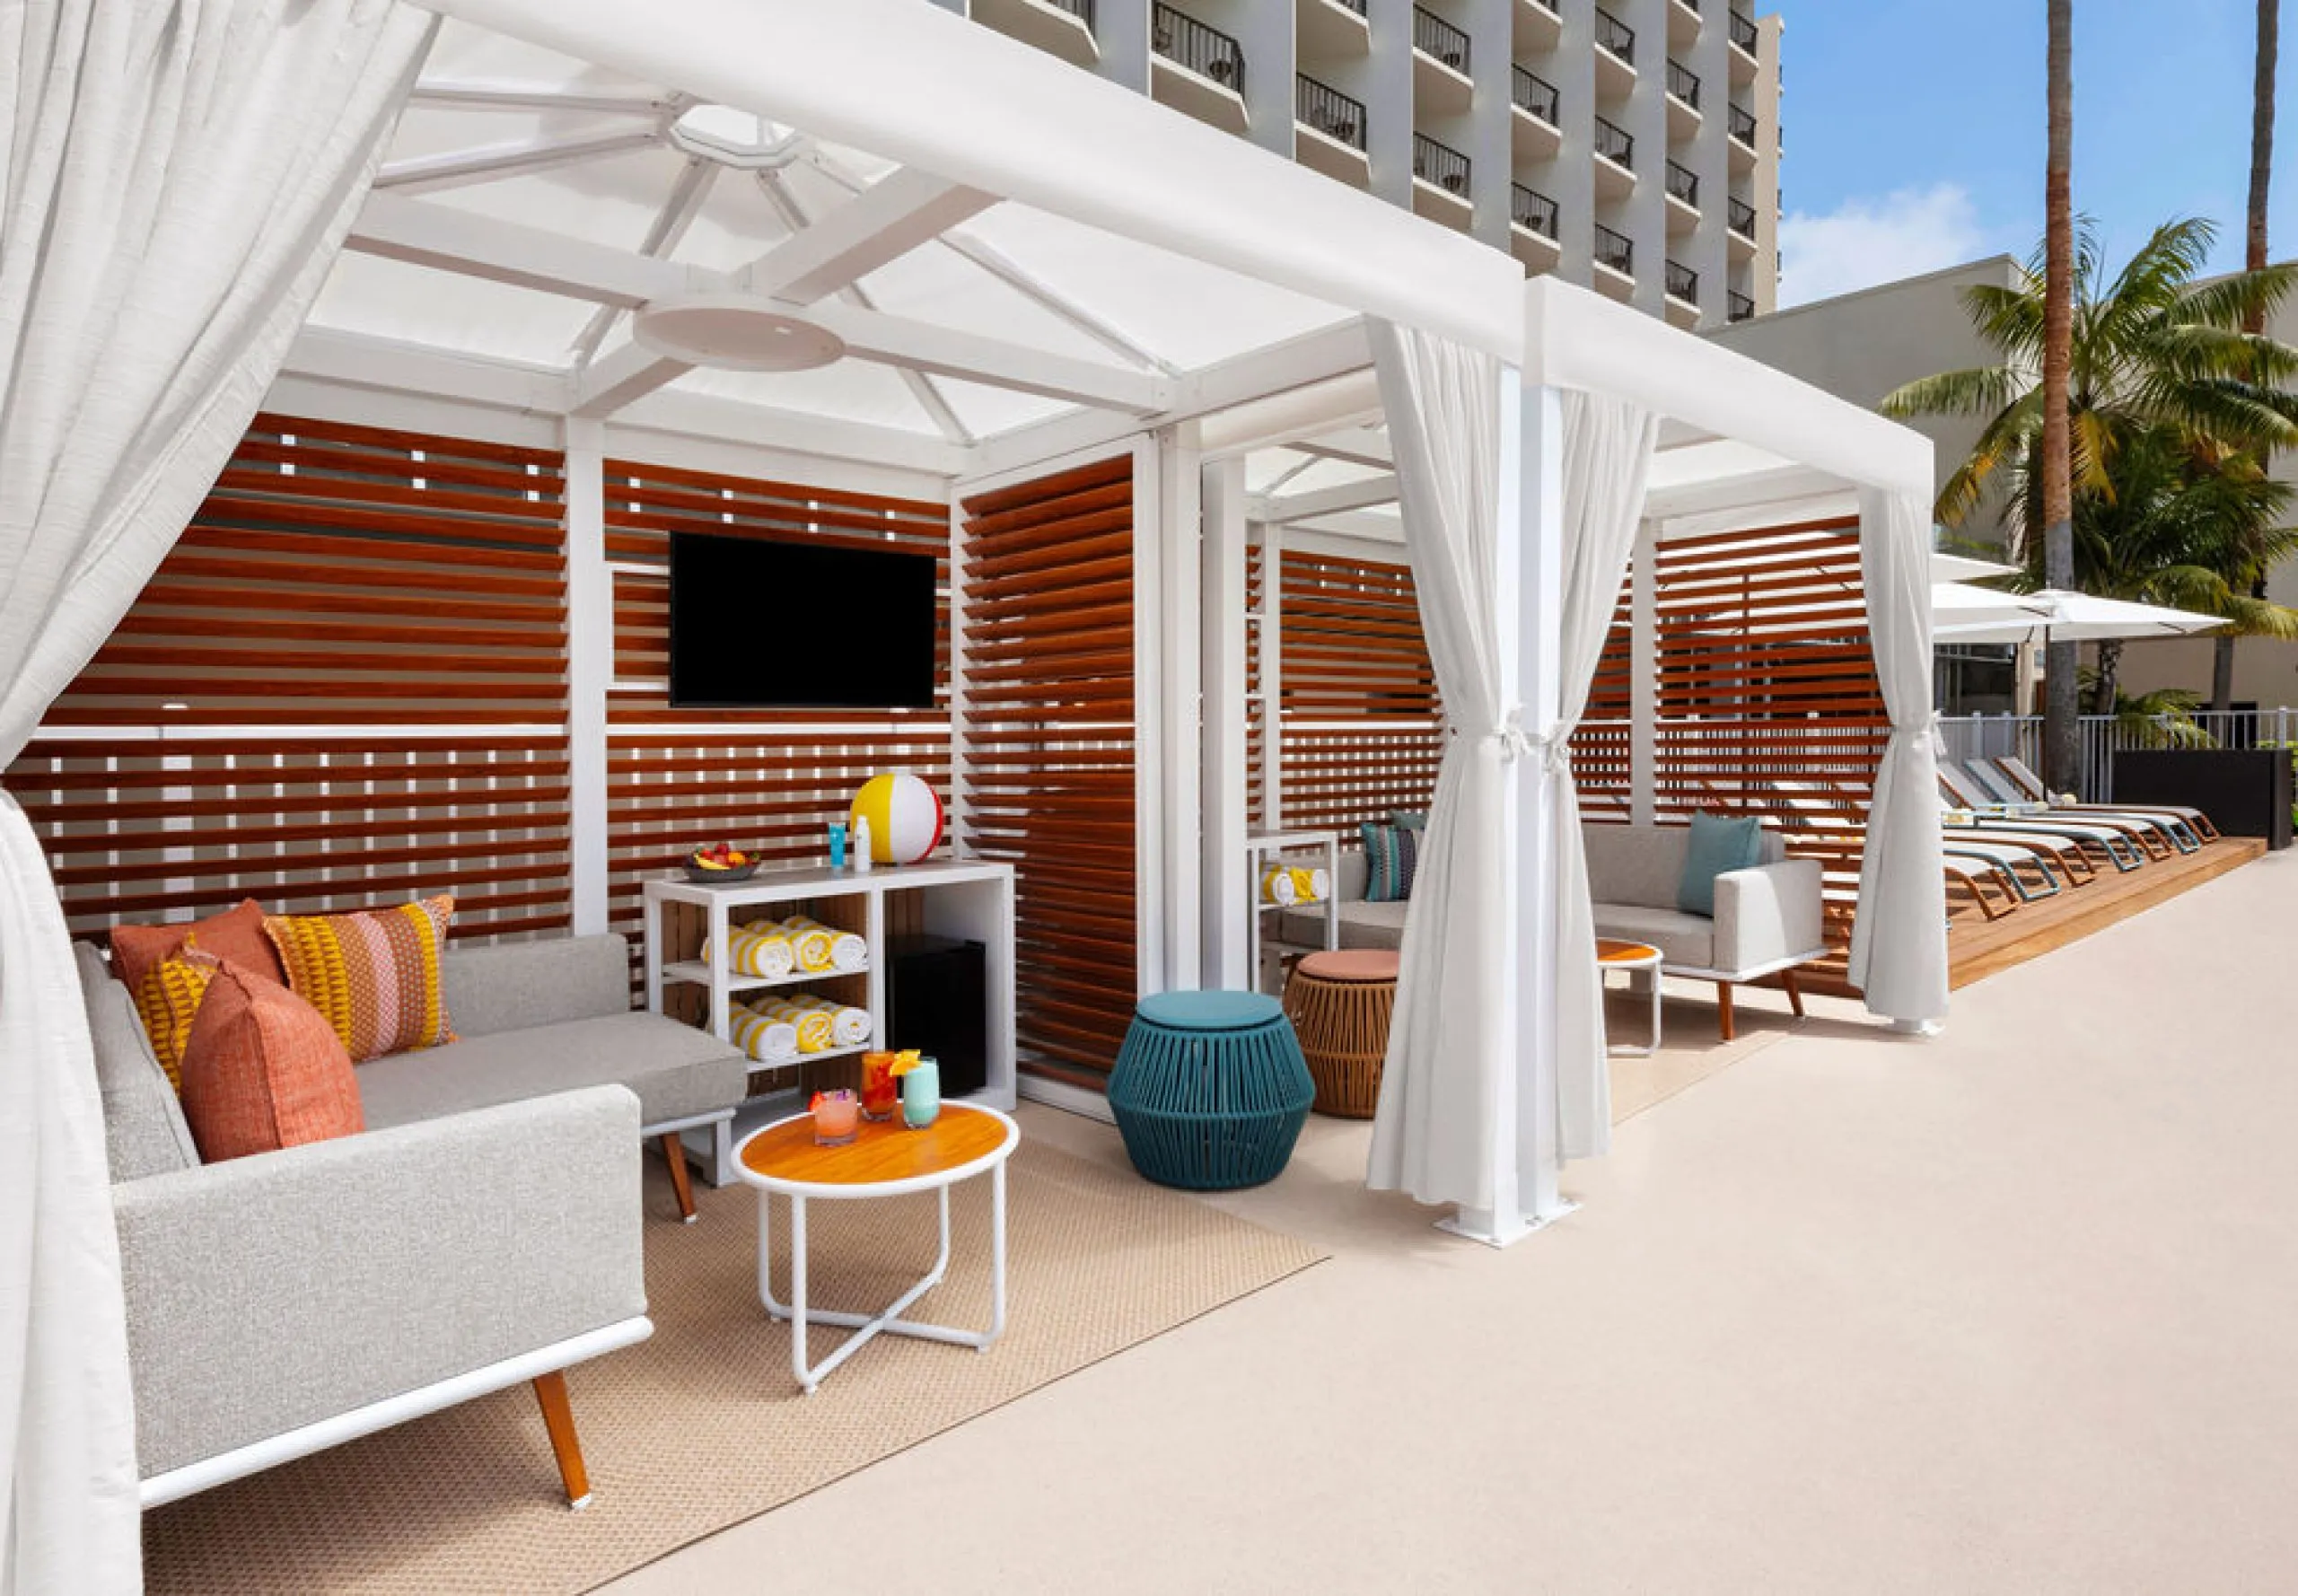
262 896 456 1064
130 939 221 1092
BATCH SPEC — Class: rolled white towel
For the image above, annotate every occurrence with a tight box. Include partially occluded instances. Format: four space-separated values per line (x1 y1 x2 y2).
789 992 872 1048
1304 866 1332 901
778 916 867 973
728 1001 799 1063
702 923 794 979
1260 865 1298 906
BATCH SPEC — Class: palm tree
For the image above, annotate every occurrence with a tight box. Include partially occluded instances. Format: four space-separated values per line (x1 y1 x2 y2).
2041 0 2076 789
2002 425 2298 712
2220 0 2283 709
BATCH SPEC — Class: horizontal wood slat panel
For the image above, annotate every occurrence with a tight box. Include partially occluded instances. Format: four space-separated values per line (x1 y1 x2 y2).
960 454 1137 1081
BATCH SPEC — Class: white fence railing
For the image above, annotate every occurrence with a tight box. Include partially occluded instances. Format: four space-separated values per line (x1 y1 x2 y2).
1939 707 2298 802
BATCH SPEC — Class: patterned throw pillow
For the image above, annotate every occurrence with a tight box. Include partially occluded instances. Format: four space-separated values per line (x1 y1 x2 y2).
177 955 364 1162
263 896 456 1064
111 897 284 993
129 939 222 1092
1360 821 1422 904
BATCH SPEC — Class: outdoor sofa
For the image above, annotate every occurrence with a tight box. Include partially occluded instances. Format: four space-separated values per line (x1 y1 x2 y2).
81 932 747 1509
1280 821 1828 1039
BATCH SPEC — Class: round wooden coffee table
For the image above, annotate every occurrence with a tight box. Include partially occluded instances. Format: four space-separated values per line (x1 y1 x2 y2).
1598 938 1664 1057
735 1102 1018 1395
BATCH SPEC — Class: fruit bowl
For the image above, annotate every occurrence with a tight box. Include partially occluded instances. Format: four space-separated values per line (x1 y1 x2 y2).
683 843 760 883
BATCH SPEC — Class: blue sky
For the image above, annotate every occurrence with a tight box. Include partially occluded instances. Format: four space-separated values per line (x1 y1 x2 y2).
1776 3 2294 305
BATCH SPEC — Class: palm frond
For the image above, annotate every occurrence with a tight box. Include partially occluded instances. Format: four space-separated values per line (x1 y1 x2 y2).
1880 364 2023 420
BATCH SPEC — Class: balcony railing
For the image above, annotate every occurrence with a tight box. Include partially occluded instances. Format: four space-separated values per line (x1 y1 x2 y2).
1594 224 1635 276
1413 133 1471 196
1729 9 1759 54
1414 5 1471 72
1296 75 1367 151
1665 160 1699 206
1728 195 1758 236
1153 4 1245 94
1666 260 1699 302
1595 8 1636 64
1729 102 1759 146
1728 289 1757 322
1044 0 1092 19
1667 60 1702 109
1512 65 1560 124
1594 115 1635 166
1512 183 1559 240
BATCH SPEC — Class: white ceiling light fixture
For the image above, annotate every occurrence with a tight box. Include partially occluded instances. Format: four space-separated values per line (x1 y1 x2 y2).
667 103 807 171
632 293 846 372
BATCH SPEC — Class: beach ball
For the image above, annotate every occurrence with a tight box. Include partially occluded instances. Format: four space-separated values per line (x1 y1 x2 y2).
849 770 944 864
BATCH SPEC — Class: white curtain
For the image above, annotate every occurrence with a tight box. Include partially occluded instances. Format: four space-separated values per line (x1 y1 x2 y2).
1846 487 1950 1023
1544 392 1658 1161
1364 323 1515 1213
0 4 434 1591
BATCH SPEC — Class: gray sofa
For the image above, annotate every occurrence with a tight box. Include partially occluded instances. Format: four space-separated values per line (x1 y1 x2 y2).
1281 821 1827 1039
79 932 747 1510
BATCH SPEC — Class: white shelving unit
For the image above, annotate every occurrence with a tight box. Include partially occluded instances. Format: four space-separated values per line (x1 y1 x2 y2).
1245 829 1339 994
644 858 1017 1182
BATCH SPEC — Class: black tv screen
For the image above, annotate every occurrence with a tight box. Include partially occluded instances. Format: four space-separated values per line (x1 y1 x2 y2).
668 532 938 709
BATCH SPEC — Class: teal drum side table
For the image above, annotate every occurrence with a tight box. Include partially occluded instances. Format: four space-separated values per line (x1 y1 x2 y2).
1107 991 1314 1190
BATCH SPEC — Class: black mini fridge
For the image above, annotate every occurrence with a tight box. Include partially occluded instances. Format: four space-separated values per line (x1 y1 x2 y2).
885 934 988 1099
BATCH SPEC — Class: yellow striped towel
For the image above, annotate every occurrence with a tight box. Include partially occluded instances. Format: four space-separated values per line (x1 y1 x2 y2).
787 991 871 1048
701 923 794 979
728 1001 800 1063
1297 865 1329 901
779 916 866 973
756 996 836 1054
1260 865 1298 906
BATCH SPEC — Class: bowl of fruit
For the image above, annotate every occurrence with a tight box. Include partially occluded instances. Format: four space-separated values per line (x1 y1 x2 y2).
683 841 760 882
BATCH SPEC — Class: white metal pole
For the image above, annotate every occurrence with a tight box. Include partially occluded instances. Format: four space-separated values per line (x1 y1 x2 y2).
1256 520 1285 829
563 417 610 935
1629 515 1659 825
1157 424 1204 990
1201 458 1250 989
1517 381 1566 1228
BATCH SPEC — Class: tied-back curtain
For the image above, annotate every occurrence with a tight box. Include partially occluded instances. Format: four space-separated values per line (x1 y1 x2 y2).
1847 486 1950 1023
0 4 435 1591
1544 391 1658 1162
1363 322 1513 1212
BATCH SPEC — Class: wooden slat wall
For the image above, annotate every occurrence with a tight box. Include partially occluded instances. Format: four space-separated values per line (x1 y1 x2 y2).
957 456 1137 1087
1276 548 1443 836
1586 517 1886 969
599 458 953 993
4 415 574 943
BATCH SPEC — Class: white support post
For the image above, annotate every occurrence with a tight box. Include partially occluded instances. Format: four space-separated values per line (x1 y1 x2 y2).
1256 520 1284 829
1131 436 1167 996
1202 459 1250 990
1157 424 1205 992
945 495 973 858
1516 381 1568 1228
563 418 610 936
1630 516 1659 826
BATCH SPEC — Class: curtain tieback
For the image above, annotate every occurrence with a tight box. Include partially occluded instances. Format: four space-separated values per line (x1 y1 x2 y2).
1473 710 1574 774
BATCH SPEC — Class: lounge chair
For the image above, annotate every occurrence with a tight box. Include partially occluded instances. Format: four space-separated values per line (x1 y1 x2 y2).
1941 836 2063 902
1937 767 2149 872
1943 853 2021 921
1989 754 2219 845
1963 759 2196 855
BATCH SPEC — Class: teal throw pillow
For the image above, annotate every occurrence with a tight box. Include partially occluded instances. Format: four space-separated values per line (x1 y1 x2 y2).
1677 812 1765 918
1360 821 1421 903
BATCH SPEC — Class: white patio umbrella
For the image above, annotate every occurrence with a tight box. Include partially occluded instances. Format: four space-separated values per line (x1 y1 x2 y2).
1932 588 2229 645
1929 550 2022 583
1931 581 2051 631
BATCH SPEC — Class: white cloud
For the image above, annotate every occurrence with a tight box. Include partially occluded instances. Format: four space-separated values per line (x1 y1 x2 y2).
1777 184 1993 308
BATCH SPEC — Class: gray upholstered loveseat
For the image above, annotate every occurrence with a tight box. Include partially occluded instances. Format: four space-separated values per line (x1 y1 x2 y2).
1279 821 1827 1039
79 932 746 1510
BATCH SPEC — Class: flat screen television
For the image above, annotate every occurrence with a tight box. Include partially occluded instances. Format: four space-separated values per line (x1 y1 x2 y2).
668 531 938 709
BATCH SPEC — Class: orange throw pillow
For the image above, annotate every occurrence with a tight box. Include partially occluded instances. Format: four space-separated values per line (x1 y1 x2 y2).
112 899 285 992
177 956 364 1163
263 896 456 1065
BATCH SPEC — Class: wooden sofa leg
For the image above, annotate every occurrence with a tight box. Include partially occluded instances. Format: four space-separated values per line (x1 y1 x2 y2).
662 1132 697 1223
1715 982 1736 1042
1780 967 1806 1019
531 1372 592 1510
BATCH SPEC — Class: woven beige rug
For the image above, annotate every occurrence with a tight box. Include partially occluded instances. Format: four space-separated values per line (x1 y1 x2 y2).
143 1139 1325 1594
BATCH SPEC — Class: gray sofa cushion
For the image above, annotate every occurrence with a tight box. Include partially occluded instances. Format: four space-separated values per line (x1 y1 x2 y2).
1591 905 1717 970
442 934 631 1038
355 1011 747 1133
75 943 198 1183
1294 898 1411 951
